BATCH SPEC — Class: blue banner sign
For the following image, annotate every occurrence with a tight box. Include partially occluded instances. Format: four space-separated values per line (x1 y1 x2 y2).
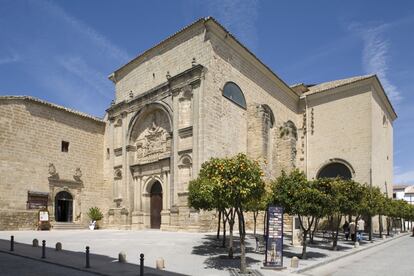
264 206 283 268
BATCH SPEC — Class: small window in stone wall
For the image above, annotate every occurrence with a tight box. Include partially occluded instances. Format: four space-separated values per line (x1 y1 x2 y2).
27 191 48 210
61 141 69 152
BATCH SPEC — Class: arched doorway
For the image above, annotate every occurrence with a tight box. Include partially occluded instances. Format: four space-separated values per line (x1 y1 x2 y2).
55 191 73 222
150 182 163 229
317 162 353 180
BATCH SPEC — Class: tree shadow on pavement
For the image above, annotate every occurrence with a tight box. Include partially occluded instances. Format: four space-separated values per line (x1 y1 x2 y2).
191 234 259 271
204 255 260 270
283 250 327 259
191 234 255 256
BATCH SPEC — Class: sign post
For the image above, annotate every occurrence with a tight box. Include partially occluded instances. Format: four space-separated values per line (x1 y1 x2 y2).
263 205 284 269
38 209 51 231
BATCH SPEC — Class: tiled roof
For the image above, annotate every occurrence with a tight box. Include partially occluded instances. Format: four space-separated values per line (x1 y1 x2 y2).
0 95 104 123
303 75 375 96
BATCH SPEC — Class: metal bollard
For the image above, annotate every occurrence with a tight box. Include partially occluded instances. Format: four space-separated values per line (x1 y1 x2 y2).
10 236 14 251
140 253 144 276
42 240 46 258
85 246 90 268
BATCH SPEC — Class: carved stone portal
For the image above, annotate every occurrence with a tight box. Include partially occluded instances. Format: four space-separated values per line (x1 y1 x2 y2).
131 109 171 162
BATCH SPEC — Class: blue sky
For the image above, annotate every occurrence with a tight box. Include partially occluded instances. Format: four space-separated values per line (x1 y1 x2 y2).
1 0 413 184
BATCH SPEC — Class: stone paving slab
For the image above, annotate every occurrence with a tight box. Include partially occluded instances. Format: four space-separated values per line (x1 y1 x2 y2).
0 230 408 276
0 239 184 276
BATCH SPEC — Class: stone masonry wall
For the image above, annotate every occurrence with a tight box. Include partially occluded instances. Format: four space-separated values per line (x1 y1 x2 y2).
305 85 372 184
114 22 211 102
0 98 109 230
201 29 300 180
371 88 394 196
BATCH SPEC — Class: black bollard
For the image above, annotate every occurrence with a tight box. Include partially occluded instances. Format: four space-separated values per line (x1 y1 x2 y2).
10 236 14 251
42 240 46 259
85 246 90 268
140 253 144 276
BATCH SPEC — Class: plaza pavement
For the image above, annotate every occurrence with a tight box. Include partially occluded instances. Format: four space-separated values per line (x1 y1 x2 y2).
0 229 408 276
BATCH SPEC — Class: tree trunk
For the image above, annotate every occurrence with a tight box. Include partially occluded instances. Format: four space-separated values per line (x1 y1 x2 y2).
222 212 227 248
263 209 267 236
298 216 314 259
386 217 390 236
332 215 341 251
379 214 383 237
368 216 372 241
253 211 258 236
216 211 221 239
238 209 247 273
302 230 308 259
310 218 319 244
217 210 221 240
228 209 235 258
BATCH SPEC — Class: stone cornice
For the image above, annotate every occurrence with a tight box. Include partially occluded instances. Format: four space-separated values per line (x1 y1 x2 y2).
106 64 204 117
301 76 397 121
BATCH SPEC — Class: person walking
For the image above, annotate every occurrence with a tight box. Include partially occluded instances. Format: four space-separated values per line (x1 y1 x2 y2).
342 221 350 241
357 218 365 241
349 220 356 241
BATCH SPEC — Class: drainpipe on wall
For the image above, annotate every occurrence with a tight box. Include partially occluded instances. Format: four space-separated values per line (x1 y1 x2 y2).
303 95 309 178
369 168 373 242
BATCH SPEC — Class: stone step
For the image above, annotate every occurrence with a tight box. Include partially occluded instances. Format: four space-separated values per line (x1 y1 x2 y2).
52 222 87 230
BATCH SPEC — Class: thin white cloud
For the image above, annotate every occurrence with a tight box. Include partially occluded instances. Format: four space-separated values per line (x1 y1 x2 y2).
57 56 113 100
394 170 414 184
351 23 401 103
33 0 130 62
0 53 20 65
207 0 259 51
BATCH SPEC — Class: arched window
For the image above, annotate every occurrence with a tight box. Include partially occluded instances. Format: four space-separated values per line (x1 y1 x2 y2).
223 82 246 109
317 162 352 180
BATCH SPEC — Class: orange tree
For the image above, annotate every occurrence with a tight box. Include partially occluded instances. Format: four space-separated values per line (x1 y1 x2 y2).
359 185 384 241
188 153 265 273
272 170 329 259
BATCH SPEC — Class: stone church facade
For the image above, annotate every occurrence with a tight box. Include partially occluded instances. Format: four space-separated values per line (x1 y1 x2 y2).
0 17 396 231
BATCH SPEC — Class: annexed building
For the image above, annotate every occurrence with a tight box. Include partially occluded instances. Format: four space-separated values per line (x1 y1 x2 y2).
0 17 396 231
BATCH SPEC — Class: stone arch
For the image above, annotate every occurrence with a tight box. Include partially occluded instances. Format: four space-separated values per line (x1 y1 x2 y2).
277 120 298 169
178 154 192 193
178 154 192 167
316 158 355 179
258 104 275 128
54 191 73 222
142 176 164 229
127 102 173 143
128 103 173 160
143 176 164 194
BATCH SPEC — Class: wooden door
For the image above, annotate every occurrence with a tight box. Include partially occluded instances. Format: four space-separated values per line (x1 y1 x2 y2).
150 182 162 229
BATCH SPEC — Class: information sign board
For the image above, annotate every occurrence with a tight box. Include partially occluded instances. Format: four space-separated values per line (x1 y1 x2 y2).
39 210 49 222
264 206 283 268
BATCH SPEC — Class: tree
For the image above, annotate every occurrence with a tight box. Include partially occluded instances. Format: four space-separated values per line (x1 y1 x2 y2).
312 178 365 250
245 183 271 236
272 170 328 259
309 178 335 244
188 153 265 273
359 185 383 241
